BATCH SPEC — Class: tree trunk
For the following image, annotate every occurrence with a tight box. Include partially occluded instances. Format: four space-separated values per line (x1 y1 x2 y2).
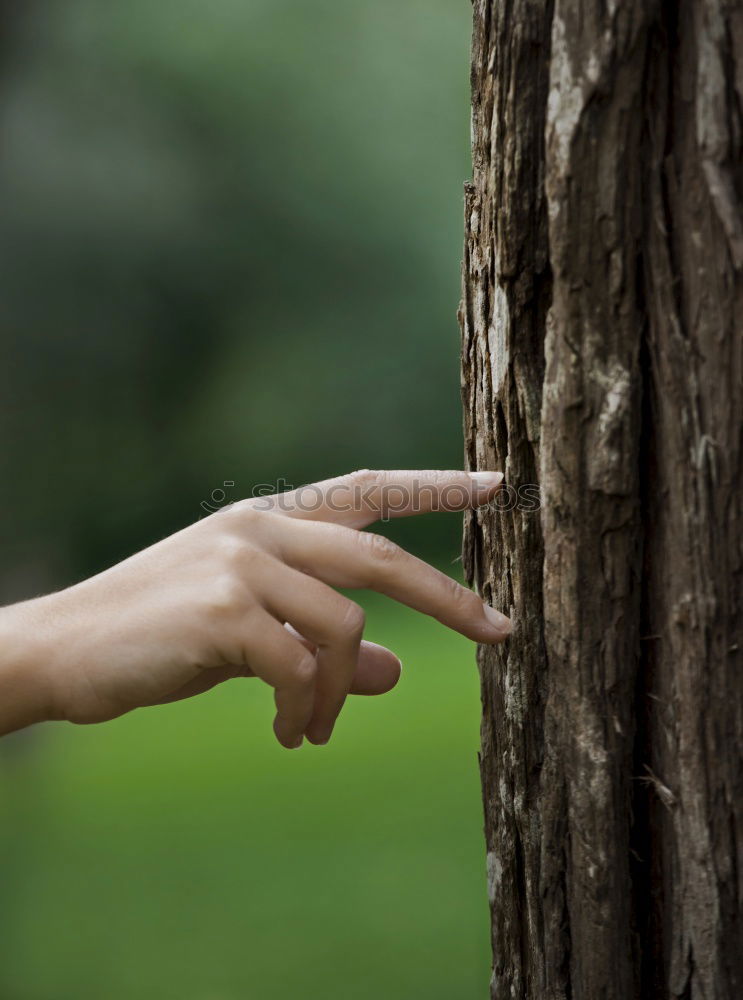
459 2 742 998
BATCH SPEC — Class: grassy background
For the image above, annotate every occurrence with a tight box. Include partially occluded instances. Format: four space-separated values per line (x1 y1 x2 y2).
0 594 488 1000
0 2 489 996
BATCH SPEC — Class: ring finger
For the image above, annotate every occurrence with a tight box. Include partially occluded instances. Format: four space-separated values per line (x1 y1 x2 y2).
260 564 365 745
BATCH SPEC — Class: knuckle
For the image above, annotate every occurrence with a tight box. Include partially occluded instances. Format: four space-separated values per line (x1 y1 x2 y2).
446 577 479 616
218 530 270 574
348 468 383 490
338 600 366 639
348 468 372 485
216 530 247 565
229 500 272 535
223 500 277 535
291 651 317 686
204 573 246 618
362 531 401 565
228 498 260 523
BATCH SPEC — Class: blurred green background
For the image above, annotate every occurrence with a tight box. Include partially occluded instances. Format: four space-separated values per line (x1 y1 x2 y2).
0 2 488 998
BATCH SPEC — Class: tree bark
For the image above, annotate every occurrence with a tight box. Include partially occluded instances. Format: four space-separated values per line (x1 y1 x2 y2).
459 2 742 998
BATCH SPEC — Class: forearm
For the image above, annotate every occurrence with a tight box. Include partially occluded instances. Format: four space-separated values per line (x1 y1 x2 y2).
0 599 56 735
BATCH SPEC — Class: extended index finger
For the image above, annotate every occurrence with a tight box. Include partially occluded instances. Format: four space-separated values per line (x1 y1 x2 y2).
243 468 503 529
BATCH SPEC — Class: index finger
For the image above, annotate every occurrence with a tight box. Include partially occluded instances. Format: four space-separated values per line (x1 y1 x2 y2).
263 516 512 645
243 468 504 529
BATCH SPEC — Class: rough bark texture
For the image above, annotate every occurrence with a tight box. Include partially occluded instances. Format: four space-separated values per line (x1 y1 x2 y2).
460 2 742 998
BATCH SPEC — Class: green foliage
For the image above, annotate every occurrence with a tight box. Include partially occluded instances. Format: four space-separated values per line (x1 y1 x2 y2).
0 5 486 995
0 597 489 999
1 0 472 583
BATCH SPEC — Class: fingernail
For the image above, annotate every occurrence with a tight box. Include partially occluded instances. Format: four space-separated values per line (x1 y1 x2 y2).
290 736 304 749
483 604 512 637
470 471 504 492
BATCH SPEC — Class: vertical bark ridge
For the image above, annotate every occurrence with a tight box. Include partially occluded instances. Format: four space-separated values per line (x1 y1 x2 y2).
460 1 742 997
539 3 651 997
639 0 743 995
461 2 553 997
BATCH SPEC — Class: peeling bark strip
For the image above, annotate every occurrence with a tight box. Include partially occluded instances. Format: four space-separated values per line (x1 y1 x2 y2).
460 2 742 999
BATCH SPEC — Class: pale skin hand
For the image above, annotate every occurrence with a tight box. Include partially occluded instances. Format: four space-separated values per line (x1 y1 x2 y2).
0 470 511 746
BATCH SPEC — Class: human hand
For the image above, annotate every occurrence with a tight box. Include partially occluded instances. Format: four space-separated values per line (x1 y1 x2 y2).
0 470 510 745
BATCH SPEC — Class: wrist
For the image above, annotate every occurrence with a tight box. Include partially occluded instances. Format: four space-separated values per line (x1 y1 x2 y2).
0 596 60 734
